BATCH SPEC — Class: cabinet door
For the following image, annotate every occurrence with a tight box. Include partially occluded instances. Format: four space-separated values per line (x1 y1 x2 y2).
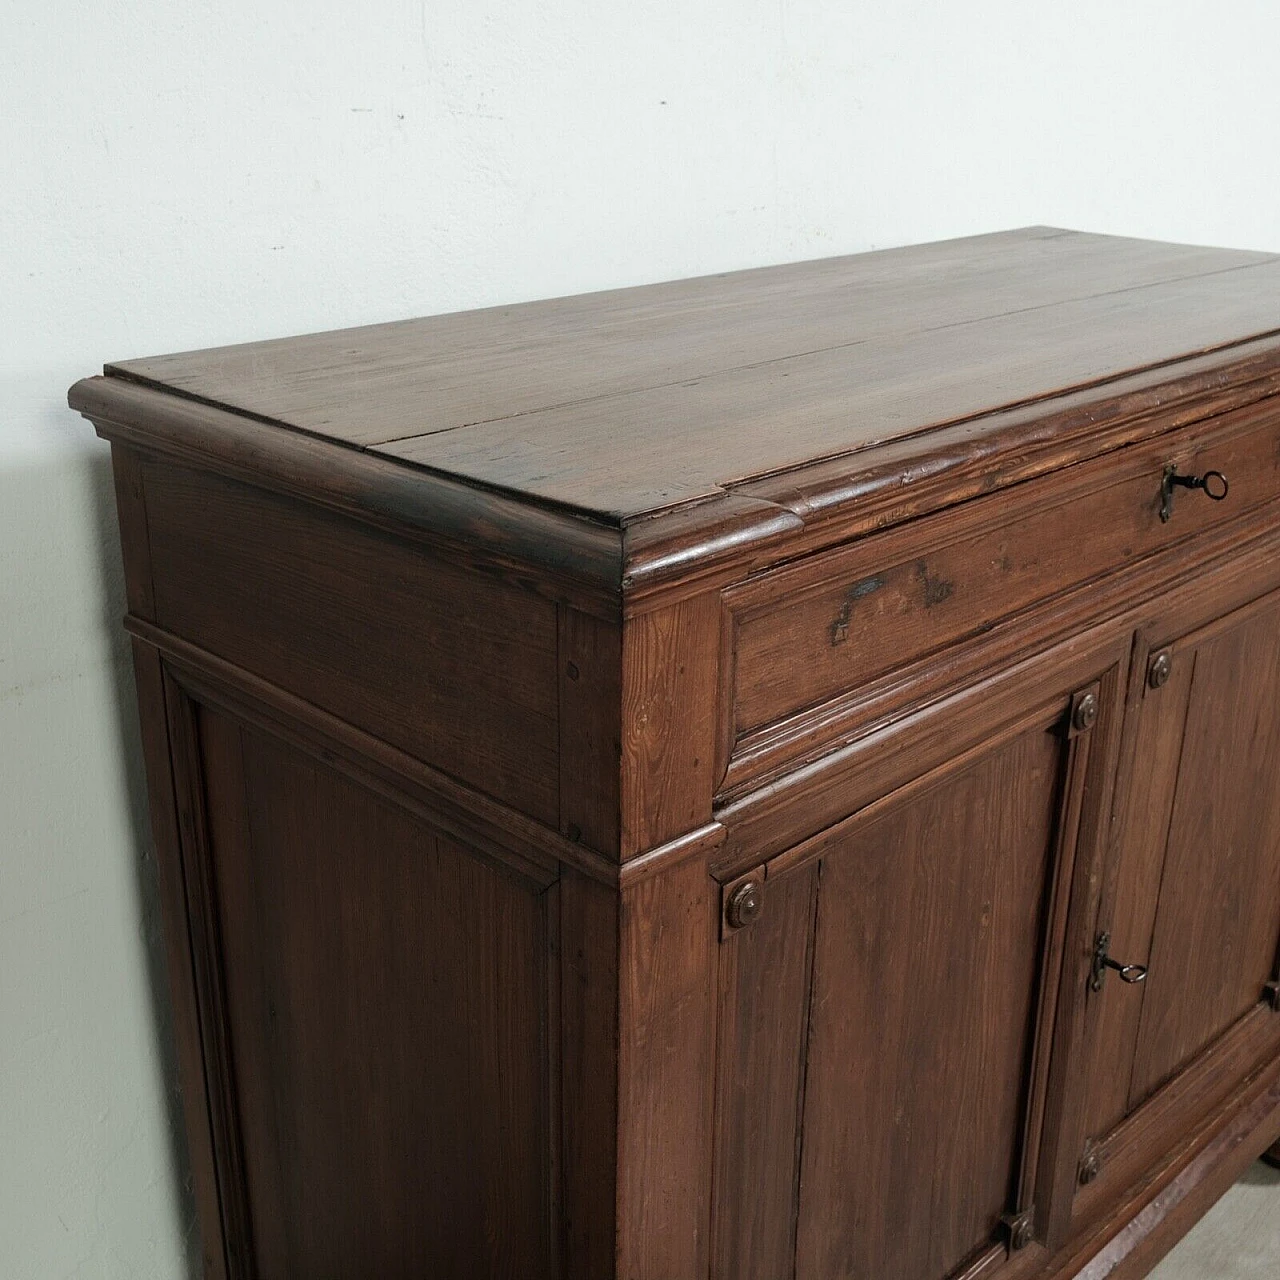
711 668 1118 1280
1075 589 1280 1211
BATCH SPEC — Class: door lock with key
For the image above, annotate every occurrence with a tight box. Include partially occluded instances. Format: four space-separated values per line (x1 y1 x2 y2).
1091 932 1149 992
1160 465 1229 523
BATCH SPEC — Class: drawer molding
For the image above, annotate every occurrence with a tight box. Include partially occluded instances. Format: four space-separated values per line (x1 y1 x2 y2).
718 404 1280 797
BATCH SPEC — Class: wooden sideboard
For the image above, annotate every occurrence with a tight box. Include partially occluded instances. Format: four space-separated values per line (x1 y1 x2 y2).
72 227 1280 1280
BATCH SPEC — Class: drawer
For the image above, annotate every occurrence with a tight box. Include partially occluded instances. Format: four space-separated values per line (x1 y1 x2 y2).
721 399 1280 792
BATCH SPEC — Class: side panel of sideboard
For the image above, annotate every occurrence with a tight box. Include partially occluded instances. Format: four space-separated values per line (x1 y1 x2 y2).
108 445 627 1280
172 686 558 1279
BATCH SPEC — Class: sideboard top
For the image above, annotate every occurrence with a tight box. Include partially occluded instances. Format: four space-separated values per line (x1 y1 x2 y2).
90 228 1280 526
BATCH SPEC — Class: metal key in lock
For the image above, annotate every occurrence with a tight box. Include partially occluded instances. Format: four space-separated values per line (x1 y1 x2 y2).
1090 932 1149 992
1160 464 1229 523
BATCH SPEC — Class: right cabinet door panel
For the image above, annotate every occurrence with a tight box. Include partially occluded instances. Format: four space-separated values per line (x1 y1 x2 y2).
1078 588 1280 1209
1130 599 1280 1101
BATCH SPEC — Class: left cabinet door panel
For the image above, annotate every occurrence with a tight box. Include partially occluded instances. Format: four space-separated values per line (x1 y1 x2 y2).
712 669 1118 1280
169 687 558 1280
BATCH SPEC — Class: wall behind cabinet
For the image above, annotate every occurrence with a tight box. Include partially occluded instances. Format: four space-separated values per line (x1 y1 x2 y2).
4 3 1280 1275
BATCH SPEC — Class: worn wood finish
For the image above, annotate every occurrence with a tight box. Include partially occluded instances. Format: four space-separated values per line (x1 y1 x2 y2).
725 400 1280 755
1127 595 1280 1105
75 228 1280 1279
558 608 623 855
140 455 562 825
103 229 1269 456
192 698 555 1279
616 854 717 1280
619 595 719 855
71 374 625 615
1073 1005 1280 1235
1079 646 1198 1145
710 863 819 1280
792 697 1094 1280
95 230 1280 520
1052 1055 1280 1280
1070 588 1280 1240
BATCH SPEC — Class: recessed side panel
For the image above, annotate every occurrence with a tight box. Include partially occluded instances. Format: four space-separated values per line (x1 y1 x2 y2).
192 701 555 1280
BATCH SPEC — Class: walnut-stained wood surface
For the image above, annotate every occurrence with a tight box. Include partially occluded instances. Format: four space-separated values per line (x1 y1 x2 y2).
72 228 1280 1280
1127 595 1280 1105
193 704 555 1278
710 863 819 1280
100 228 1280 519
794 718 1074 1280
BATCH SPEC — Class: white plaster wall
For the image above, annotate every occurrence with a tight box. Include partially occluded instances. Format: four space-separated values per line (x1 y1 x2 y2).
3 2 1279 1274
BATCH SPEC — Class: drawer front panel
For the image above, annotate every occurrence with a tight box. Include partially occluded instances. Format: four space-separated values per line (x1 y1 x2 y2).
724 401 1280 785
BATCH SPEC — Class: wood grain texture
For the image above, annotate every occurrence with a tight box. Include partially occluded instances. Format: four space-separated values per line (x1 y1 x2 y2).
71 374 624 615
729 335 1280 541
74 233 1280 621
727 403 1280 742
620 594 719 855
82 229 1280 1280
128 616 605 886
558 608 622 857
1069 588 1280 1239
1128 596 1280 1104
1074 1006 1280 1236
140 455 562 825
379 258 1280 517
1027 667 1125 1252
1080 651 1197 1144
794 719 1074 1280
163 677 257 1280
104 230 1265 447
95 229 1280 521
710 863 819 1280
616 854 717 1280
127 643 228 1280
717 626 1133 873
109 444 156 615
1066 1061 1280 1280
721 498 1280 801
196 702 554 1279
557 868 619 1280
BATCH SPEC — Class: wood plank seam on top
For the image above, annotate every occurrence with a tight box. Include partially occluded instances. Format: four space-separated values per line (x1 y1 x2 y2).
367 255 1280 445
